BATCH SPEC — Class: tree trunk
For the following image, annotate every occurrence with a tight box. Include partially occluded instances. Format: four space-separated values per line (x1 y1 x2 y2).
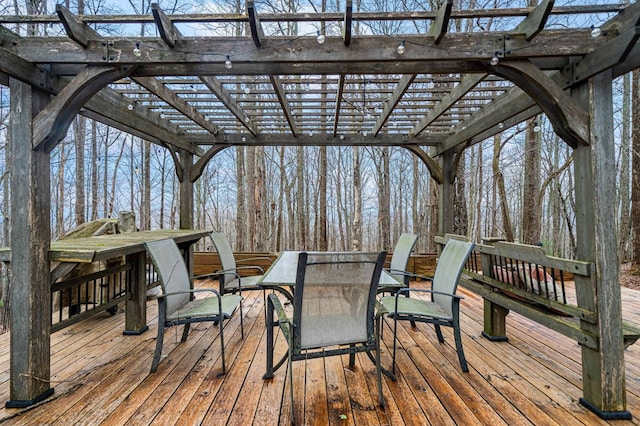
453 150 469 236
295 146 306 249
493 135 514 241
352 146 362 251
74 116 86 226
318 146 328 250
378 147 391 250
246 147 256 251
619 72 631 260
235 146 246 251
254 147 265 251
90 120 98 221
522 117 542 245
142 140 151 230
631 69 640 268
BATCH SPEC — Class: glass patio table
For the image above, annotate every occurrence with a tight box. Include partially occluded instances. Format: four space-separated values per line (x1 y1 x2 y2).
258 250 403 300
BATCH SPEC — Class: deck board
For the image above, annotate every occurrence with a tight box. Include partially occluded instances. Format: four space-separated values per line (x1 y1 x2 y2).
1 281 640 425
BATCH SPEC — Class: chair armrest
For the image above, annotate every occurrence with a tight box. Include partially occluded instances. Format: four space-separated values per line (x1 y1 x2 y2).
194 268 241 281
237 256 273 267
395 287 463 300
375 300 388 317
234 265 265 274
150 287 224 300
385 268 434 282
267 293 291 324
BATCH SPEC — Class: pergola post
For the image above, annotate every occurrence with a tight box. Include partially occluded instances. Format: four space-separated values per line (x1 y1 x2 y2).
6 78 54 408
573 69 629 419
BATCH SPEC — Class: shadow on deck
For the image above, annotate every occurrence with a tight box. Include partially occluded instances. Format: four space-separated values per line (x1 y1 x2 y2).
1 280 639 425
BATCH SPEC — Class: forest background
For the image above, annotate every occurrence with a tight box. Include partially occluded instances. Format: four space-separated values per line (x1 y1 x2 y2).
0 0 639 319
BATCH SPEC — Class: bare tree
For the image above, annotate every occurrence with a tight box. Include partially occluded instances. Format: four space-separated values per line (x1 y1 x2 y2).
521 117 542 245
631 69 640 269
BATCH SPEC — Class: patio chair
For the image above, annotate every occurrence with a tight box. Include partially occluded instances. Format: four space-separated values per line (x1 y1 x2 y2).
381 239 475 373
379 232 419 294
145 238 243 375
264 251 387 422
207 232 272 296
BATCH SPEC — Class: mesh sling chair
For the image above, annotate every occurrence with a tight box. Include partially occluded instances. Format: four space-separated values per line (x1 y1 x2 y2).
381 239 475 373
264 251 387 422
208 232 272 296
145 238 243 375
379 232 419 294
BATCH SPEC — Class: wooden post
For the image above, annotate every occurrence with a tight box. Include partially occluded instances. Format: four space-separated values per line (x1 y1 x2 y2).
123 251 149 335
6 78 54 407
573 70 629 419
480 238 509 341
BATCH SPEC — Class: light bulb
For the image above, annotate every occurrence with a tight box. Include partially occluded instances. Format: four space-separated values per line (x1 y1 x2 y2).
241 135 247 142
316 31 325 44
225 55 232 69
339 134 345 140
133 43 142 57
397 40 405 55
591 26 602 38
490 53 500 66
127 103 134 111
533 125 541 133
362 130 368 136
244 86 251 94
498 122 505 129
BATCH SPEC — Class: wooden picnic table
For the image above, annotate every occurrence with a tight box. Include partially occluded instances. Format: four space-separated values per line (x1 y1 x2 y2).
0 229 210 334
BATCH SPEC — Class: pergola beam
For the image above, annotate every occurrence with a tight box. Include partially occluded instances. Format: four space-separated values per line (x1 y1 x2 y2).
412 73 486 136
55 4 98 47
185 132 440 147
515 0 554 41
372 74 416 136
333 74 346 136
343 0 353 46
8 32 601 68
247 0 264 48
132 76 220 135
427 0 453 44
270 75 300 136
199 76 259 136
151 3 182 48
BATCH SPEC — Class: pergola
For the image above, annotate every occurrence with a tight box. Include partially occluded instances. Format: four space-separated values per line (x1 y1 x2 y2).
1 0 639 419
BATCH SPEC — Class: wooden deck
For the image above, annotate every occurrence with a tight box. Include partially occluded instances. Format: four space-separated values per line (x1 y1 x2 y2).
1 280 640 425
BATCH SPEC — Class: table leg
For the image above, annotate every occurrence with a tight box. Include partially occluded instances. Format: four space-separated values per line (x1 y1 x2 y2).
123 251 149 335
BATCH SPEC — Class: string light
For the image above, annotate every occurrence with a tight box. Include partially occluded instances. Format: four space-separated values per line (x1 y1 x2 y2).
590 25 602 38
397 40 405 55
132 42 141 57
127 103 134 111
243 86 251 94
316 31 326 44
490 52 500 66
225 55 233 69
533 119 541 133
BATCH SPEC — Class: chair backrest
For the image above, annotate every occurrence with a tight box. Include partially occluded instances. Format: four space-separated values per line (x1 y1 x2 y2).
389 233 419 285
432 239 475 316
293 251 386 351
145 239 191 315
210 232 237 287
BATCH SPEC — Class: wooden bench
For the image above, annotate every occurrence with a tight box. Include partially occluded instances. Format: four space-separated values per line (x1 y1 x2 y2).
435 235 640 351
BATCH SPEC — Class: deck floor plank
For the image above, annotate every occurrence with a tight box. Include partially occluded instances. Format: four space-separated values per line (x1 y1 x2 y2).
1 280 640 425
